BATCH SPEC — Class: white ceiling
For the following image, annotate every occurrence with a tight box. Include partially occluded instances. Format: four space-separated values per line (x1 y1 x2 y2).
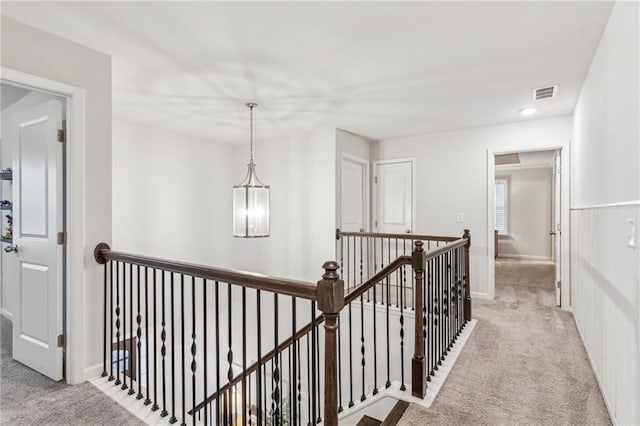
2 2 613 144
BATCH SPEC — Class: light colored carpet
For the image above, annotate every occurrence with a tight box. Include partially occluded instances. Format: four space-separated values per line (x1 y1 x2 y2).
398 260 611 425
0 316 143 425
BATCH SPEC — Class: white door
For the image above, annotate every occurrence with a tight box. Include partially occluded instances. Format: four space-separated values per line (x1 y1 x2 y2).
374 160 413 234
340 155 369 286
341 155 368 232
10 99 64 380
552 151 561 306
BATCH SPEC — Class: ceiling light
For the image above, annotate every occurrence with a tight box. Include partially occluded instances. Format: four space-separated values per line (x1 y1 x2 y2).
519 107 537 116
233 103 270 238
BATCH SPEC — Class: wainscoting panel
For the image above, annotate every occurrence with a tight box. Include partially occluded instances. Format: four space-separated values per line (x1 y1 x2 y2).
571 203 639 426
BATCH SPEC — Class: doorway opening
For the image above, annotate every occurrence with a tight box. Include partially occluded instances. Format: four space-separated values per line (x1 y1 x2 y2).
491 149 562 306
0 82 67 382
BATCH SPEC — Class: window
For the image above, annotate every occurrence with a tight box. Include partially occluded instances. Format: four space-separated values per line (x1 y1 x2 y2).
495 179 508 234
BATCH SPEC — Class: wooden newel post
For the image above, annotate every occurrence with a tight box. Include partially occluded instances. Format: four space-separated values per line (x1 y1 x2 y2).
411 240 427 398
317 261 344 426
463 229 472 322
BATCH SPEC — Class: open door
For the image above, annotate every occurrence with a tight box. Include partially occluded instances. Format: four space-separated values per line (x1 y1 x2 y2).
552 151 562 306
374 159 414 234
9 98 64 380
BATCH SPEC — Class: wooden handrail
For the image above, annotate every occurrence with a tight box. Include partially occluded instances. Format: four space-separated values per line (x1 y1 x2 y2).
190 256 411 414
93 243 318 300
336 229 459 243
425 238 467 261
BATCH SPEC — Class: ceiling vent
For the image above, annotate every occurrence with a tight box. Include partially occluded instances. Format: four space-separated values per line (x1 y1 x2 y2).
533 85 558 101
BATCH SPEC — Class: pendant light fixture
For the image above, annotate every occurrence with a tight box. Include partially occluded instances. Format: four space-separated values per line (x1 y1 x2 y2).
233 103 270 238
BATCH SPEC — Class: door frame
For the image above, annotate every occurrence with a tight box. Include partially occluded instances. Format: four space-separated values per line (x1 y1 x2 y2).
1 67 86 384
487 144 571 311
340 153 370 231
372 157 416 232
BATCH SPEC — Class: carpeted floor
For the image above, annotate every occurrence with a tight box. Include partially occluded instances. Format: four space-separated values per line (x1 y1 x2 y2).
0 316 143 425
398 259 611 425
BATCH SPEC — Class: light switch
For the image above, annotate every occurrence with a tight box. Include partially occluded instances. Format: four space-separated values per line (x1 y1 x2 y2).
456 212 464 223
628 218 636 249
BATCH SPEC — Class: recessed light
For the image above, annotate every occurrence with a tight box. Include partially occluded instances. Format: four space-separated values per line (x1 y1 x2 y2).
519 107 537 116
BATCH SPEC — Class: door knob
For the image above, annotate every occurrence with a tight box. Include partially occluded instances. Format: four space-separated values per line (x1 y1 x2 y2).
549 231 556 236
4 245 18 253
406 229 411 233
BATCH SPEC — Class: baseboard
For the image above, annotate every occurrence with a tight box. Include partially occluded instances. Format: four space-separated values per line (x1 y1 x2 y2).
471 291 491 300
497 254 553 263
0 308 13 320
572 316 617 426
84 362 104 381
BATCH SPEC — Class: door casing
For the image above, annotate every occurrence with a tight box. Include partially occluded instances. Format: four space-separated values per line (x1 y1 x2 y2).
1 67 87 384
487 145 571 311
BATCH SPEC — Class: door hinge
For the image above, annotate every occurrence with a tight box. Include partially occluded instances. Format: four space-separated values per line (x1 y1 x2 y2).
373 176 378 184
57 231 67 245
557 280 561 289
57 334 66 347
57 129 66 143
375 219 378 228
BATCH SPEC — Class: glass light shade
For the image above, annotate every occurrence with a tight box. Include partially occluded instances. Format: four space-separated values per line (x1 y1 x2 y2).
233 163 270 238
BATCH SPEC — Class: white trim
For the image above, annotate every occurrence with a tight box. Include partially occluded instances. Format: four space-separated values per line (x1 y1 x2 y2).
471 291 491 300
497 254 553 262
495 163 554 171
340 153 370 231
571 200 640 210
573 316 618 426
487 144 571 310
372 157 417 232
0 308 14 321
1 67 86 385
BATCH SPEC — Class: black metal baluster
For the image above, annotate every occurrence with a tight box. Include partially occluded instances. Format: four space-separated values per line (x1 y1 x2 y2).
395 239 399 307
109 260 115 381
256 290 262 426
348 296 354 408
386 239 391 389
242 287 247 426
203 278 208 426
191 276 197 426
145 267 152 405
161 271 168 417
311 301 317 422
215 282 220 425
433 257 439 373
115 261 121 387
137 265 143 400
273 294 280 425
428 258 433 380
423 255 428 381
316 326 321 424
152 269 159 411
103 262 108 378
439 255 444 366
227 283 233 426
292 297 297 424
297 335 301 426
399 265 406 392
129 263 134 395
306 333 311 426
360 235 363 287
181 275 186 426
360 290 366 401
372 242 378 396
170 274 177 423
122 263 128 391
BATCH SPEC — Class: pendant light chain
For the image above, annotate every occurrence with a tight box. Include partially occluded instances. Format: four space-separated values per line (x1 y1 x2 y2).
249 103 255 164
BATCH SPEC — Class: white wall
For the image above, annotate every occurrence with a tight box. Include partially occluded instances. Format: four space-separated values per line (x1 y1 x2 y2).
570 2 640 424
231 127 336 282
1 16 112 383
375 115 572 298
496 167 553 260
114 122 337 283
113 120 236 268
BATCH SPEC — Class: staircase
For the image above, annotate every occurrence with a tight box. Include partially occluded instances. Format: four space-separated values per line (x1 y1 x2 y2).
92 229 473 425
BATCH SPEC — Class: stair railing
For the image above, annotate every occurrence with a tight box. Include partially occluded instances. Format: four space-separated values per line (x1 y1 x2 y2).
94 228 471 425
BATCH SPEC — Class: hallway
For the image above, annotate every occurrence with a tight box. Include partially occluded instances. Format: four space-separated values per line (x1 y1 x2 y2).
0 316 141 425
398 260 611 425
